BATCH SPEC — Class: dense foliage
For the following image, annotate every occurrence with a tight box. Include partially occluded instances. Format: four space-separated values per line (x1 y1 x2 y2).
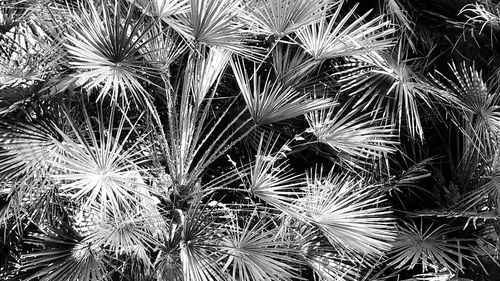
2 0 500 280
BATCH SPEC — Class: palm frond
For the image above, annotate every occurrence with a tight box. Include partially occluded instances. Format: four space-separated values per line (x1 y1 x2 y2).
0 0 31 33
137 0 190 18
242 0 330 37
296 225 361 281
140 25 188 73
338 50 438 138
461 2 500 33
0 115 64 182
389 219 469 273
50 105 151 217
244 133 305 209
187 47 232 108
180 204 226 281
65 0 159 105
295 2 394 61
231 57 335 125
460 152 500 211
384 0 417 51
154 219 183 281
21 229 109 281
306 105 397 165
85 208 159 261
271 44 318 89
170 0 264 60
297 168 396 256
431 62 500 155
220 210 299 281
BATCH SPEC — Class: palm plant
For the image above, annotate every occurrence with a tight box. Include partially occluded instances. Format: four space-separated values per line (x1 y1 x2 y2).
3 0 500 280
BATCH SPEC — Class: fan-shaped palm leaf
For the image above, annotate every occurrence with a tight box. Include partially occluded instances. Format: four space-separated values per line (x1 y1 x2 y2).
271 44 319 89
389 219 469 273
243 133 305 209
432 62 500 155
460 152 500 212
84 207 159 270
231 57 335 125
0 115 64 182
21 228 109 281
220 211 299 281
306 105 397 165
137 0 190 18
154 217 184 280
140 25 187 73
297 168 396 256
295 224 361 281
50 105 151 217
295 2 394 61
242 0 330 38
180 204 226 281
169 0 263 60
0 20 64 112
187 47 232 107
338 49 439 138
65 0 159 105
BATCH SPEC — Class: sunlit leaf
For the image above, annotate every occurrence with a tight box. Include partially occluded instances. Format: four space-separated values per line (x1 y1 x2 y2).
65 0 159 105
296 167 396 256
231 57 334 125
242 0 330 37
296 2 394 60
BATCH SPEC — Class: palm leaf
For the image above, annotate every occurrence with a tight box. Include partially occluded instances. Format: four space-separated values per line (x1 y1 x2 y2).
180 204 226 281
187 47 232 108
242 0 330 37
306 105 397 165
140 25 188 73
220 210 299 281
169 0 264 60
243 133 305 209
65 0 159 105
21 228 109 281
154 217 183 281
431 62 500 155
231 57 335 125
460 152 500 212
271 44 319 89
389 219 470 273
295 2 394 61
296 167 396 256
137 0 190 18
461 2 500 33
50 105 151 217
0 114 64 182
294 223 361 281
85 207 159 270
384 0 417 51
0 0 31 33
338 50 438 138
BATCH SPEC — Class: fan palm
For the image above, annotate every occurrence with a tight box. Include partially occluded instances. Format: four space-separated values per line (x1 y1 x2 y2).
4 0 495 280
